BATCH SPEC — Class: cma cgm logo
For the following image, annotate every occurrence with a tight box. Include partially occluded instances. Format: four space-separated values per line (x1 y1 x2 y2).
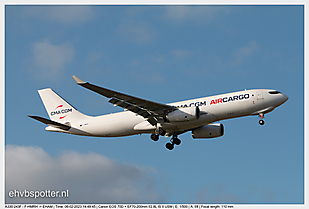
176 101 206 108
210 93 250 105
50 105 72 119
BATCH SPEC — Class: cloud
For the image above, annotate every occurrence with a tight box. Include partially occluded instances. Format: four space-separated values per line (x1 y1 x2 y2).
171 49 193 60
165 6 230 23
128 58 165 84
197 41 259 74
5 145 162 204
230 41 259 67
30 39 74 78
22 6 95 24
117 21 157 43
193 183 244 203
192 183 277 203
127 48 194 84
47 6 95 24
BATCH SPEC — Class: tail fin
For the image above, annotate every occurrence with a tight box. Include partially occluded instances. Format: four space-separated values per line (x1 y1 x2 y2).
38 88 88 123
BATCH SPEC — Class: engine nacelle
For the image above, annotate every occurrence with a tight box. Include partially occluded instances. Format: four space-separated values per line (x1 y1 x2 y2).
192 123 224 139
167 106 200 122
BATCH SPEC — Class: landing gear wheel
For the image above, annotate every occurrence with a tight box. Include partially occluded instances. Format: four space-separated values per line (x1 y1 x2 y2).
166 142 174 150
158 127 166 136
258 113 265 126
150 134 159 141
173 138 181 146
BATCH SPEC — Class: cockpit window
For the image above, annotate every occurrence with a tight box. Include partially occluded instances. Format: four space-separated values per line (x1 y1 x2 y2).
268 91 281 95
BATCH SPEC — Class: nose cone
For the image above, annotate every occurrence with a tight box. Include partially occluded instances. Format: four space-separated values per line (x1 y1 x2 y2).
283 94 289 102
281 94 289 105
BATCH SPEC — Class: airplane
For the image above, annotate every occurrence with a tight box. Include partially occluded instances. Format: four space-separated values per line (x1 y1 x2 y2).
29 76 289 150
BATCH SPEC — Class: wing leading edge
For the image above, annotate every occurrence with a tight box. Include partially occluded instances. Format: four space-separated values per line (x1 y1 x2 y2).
72 76 176 125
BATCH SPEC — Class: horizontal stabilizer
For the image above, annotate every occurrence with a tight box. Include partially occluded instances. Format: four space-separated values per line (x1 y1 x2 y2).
28 115 71 131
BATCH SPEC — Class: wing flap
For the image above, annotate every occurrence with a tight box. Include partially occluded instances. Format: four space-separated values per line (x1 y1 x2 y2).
109 97 157 125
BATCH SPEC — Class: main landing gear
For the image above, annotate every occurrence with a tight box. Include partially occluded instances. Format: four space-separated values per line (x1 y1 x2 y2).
259 113 265 126
165 136 181 151
150 127 166 142
149 127 181 151
150 133 159 141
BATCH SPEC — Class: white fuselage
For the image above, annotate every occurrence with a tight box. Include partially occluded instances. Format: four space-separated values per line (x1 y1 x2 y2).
46 89 288 137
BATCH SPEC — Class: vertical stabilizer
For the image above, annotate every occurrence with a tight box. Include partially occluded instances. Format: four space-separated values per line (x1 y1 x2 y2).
38 88 88 123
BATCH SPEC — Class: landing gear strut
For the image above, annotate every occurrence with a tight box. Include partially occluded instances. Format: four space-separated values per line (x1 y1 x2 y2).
259 113 265 126
149 128 182 151
150 127 166 142
173 137 181 145
165 136 182 151
158 127 166 136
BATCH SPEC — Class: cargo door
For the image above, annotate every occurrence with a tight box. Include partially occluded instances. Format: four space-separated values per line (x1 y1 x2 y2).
254 90 265 110
257 91 264 100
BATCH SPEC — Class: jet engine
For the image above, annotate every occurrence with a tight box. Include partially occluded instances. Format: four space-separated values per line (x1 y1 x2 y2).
167 106 200 122
192 123 224 139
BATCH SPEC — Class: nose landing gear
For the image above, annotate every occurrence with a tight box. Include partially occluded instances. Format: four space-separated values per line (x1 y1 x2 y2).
259 113 265 126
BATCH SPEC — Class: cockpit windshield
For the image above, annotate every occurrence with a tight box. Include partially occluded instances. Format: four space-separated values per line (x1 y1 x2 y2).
268 90 281 95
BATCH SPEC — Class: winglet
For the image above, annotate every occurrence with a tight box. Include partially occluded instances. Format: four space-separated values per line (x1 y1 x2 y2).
73 75 87 85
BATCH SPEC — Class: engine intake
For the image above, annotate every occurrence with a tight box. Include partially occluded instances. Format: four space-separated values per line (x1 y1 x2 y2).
192 123 224 139
167 106 200 122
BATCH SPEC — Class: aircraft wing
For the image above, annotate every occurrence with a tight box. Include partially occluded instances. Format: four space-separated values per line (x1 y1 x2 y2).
72 76 176 125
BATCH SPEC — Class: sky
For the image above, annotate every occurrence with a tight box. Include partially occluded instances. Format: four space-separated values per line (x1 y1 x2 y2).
4 5 304 205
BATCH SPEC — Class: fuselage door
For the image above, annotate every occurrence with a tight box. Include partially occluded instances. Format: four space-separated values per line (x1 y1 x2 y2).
257 91 264 100
253 90 265 110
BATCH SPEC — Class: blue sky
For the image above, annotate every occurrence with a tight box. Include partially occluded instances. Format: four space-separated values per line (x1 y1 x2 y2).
5 5 304 205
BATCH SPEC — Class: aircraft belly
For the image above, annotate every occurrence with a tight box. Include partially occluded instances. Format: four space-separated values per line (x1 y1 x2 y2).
162 112 218 132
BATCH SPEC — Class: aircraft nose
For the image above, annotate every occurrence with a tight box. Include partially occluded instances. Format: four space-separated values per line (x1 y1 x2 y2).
281 94 289 104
